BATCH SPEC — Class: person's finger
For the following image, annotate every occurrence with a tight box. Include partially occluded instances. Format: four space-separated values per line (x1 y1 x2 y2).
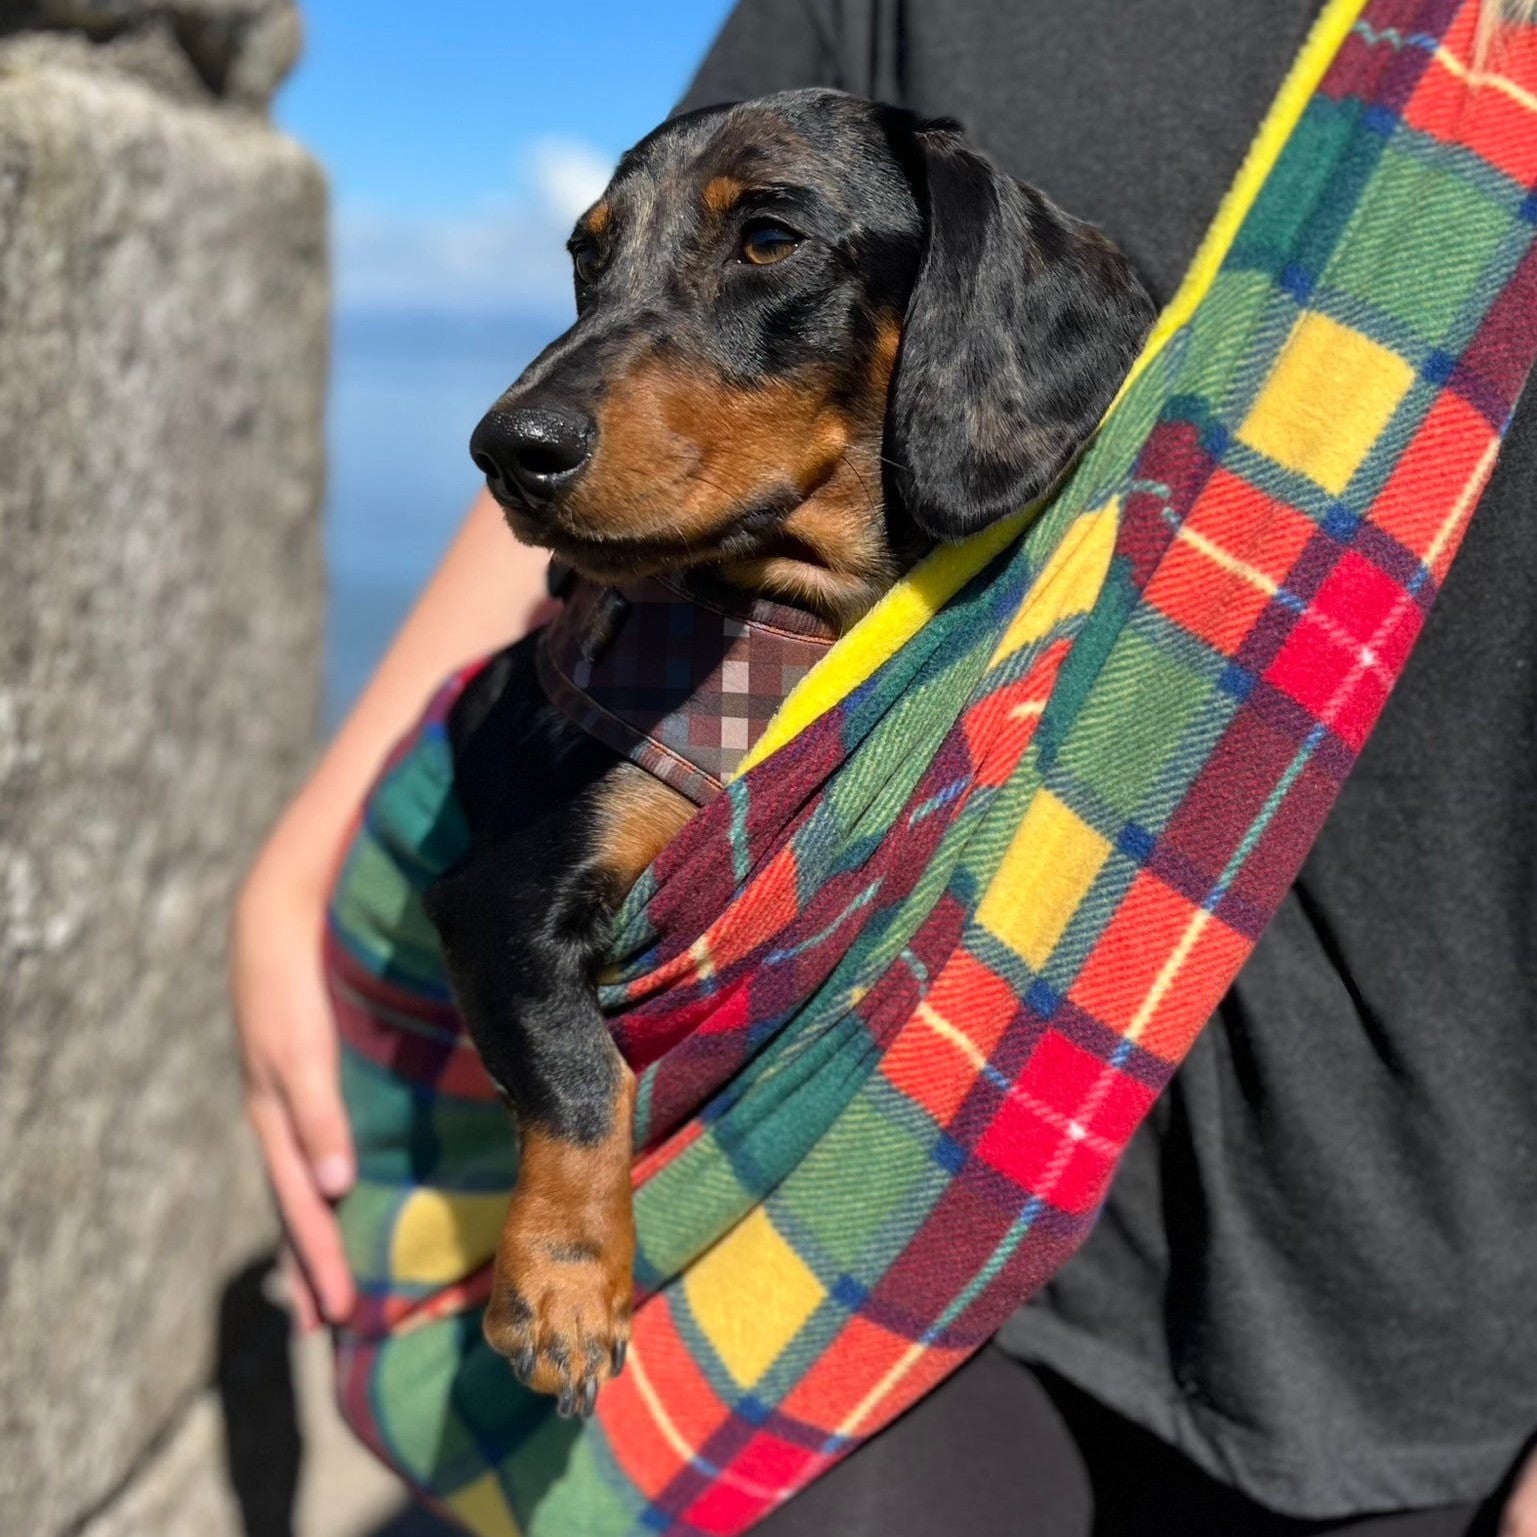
280 1245 322 1334
283 1043 357 1201
247 1089 357 1323
241 932 358 1201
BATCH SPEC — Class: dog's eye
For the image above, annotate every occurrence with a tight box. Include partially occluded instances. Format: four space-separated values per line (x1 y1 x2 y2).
571 241 603 287
740 221 801 266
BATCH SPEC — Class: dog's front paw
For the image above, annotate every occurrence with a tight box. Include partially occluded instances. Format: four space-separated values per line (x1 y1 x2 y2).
483 1128 635 1418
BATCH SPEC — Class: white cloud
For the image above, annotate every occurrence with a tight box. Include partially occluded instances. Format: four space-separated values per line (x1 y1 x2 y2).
526 137 615 227
332 135 615 316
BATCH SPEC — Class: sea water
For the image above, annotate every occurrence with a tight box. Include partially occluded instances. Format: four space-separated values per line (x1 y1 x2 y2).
325 308 559 724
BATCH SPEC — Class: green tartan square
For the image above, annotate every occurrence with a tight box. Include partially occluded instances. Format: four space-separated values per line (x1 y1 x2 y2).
1054 624 1220 824
334 831 446 984
782 1093 943 1273
1230 97 1360 273
1327 143 1509 342
1180 268 1280 412
373 1319 499 1486
336 1178 407 1284
634 1139 755 1279
502 1410 615 1529
340 1044 419 1159
374 732 469 872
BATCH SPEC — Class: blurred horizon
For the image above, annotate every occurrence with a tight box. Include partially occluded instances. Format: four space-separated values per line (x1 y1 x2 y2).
273 2 733 719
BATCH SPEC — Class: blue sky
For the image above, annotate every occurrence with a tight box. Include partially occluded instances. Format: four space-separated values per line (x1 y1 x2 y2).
277 1 733 315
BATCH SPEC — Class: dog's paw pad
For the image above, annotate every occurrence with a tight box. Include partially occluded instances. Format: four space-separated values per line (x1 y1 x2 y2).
484 1263 631 1417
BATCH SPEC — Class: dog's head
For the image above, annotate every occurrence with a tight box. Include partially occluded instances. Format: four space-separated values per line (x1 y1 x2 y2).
471 89 1154 625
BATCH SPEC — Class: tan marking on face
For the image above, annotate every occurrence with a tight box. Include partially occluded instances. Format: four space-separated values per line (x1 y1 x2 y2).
583 200 613 235
563 359 848 547
702 174 747 215
717 456 898 629
544 313 908 628
717 312 907 628
870 313 902 392
482 1067 636 1404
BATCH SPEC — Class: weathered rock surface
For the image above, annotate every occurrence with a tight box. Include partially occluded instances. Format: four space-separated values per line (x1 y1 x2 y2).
73 1393 247 1537
2 0 302 107
0 20 327 1535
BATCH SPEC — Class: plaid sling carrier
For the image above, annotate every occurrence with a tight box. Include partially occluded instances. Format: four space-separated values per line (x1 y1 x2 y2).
326 1 1537 1530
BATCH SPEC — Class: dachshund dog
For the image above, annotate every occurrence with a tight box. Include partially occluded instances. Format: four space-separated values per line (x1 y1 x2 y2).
425 87 1154 1418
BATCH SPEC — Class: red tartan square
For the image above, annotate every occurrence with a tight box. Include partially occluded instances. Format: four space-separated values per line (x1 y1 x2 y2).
974 1030 1154 1213
1069 872 1199 1036
1144 469 1315 659
680 1433 821 1533
1264 550 1413 745
710 845 801 972
1370 392 1496 573
602 1303 729 1498
729 1431 820 1489
683 1479 771 1535
1139 910 1252 1066
1263 610 1356 729
1311 548 1405 644
965 638 1070 787
1066 872 1251 1065
780 1315 917 1430
1403 23 1537 186
883 951 1020 1125
1014 1026 1103 1108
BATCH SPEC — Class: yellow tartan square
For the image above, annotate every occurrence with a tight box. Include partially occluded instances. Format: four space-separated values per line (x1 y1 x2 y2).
389 1189 506 1285
977 790 1112 969
445 1471 523 1537
684 1207 826 1387
1238 311 1414 496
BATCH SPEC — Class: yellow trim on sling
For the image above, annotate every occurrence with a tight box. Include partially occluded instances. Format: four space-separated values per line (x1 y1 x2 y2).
734 0 1371 777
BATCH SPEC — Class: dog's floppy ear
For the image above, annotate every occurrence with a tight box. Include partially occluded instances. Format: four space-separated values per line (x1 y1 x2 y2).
886 120 1155 541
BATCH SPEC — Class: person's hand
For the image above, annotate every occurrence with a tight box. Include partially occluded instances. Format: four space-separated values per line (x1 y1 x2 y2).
228 491 553 1330
231 842 357 1329
1502 1445 1537 1537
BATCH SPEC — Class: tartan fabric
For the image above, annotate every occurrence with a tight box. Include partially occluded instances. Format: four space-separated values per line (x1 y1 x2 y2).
538 574 836 807
326 3 1537 1532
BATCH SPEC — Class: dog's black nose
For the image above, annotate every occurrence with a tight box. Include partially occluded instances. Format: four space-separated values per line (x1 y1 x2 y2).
470 400 595 507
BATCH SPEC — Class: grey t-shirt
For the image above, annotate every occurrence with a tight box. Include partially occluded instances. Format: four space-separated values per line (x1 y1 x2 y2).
681 0 1537 1518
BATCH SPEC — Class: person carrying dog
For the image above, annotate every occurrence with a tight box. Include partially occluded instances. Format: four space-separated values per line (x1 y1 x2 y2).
233 2 1537 1532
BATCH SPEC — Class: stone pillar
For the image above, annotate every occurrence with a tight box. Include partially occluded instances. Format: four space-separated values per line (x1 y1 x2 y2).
0 4 327 1532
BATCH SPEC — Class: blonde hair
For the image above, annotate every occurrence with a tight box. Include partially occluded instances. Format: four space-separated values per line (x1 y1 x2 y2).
1477 0 1537 64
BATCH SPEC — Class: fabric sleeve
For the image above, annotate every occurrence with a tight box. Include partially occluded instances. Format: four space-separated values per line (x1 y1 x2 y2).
675 0 843 113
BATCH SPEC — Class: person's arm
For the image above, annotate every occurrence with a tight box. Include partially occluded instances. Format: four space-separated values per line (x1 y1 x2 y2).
232 490 551 1326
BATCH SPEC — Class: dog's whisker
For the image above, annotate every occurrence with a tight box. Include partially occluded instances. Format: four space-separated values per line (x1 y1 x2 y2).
839 449 879 518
